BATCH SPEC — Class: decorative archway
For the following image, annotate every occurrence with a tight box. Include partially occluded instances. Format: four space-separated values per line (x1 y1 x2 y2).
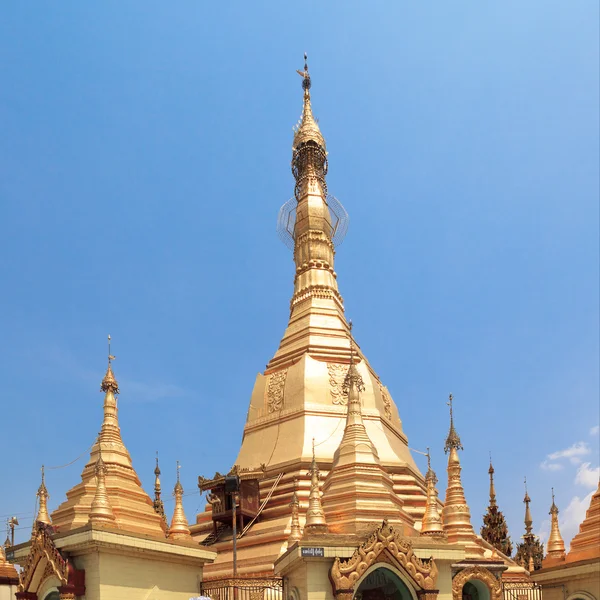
451 567 501 600
329 521 438 600
16 523 85 600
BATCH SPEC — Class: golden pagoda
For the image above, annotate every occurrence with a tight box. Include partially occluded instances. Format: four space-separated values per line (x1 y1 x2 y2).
192 56 530 600
10 338 215 599
532 481 600 599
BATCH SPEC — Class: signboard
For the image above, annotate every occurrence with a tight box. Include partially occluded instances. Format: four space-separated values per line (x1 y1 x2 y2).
301 547 324 558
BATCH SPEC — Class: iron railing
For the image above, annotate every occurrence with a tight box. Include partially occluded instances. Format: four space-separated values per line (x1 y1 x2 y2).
502 580 543 600
201 576 284 600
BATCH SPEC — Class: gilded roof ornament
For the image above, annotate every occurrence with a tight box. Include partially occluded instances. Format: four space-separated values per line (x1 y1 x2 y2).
168 461 191 540
515 478 544 570
153 452 167 527
444 394 463 453
421 449 445 538
292 53 326 151
288 478 303 543
89 453 116 525
304 439 328 534
481 458 513 556
546 488 566 560
342 321 365 395
35 465 51 525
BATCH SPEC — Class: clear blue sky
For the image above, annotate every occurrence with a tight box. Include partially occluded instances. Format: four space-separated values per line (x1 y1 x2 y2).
1 2 598 549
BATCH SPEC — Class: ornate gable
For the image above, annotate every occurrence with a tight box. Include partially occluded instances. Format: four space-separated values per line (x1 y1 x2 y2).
329 521 438 597
17 523 84 598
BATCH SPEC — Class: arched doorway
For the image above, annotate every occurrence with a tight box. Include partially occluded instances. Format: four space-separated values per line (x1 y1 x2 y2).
43 593 60 600
462 579 490 600
355 567 413 600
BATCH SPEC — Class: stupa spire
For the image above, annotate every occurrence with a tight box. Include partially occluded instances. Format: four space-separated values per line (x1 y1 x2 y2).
35 465 51 525
288 478 303 543
304 440 328 535
153 452 167 526
441 395 482 556
545 489 566 564
323 322 405 533
481 458 513 556
168 462 191 540
51 338 170 538
268 54 349 370
420 449 445 538
89 453 116 526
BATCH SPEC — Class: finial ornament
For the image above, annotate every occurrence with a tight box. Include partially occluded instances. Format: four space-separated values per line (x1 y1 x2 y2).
515 477 544 570
342 319 365 395
444 394 463 453
35 465 51 525
101 334 119 394
296 52 311 92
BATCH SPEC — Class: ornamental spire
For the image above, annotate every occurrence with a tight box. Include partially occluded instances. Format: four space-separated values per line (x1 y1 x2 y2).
524 477 533 535
444 394 463 453
441 394 483 556
420 449 445 538
153 452 167 527
288 478 303 543
481 458 513 556
35 466 51 525
304 440 328 534
488 455 497 508
89 453 116 526
293 53 326 154
545 489 566 563
168 461 191 540
515 478 544 571
99 335 123 445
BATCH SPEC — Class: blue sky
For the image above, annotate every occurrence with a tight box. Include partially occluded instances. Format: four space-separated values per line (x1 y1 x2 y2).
1 3 598 550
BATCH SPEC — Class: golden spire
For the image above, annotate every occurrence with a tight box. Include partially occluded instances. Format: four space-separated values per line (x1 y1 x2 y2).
89 453 116 526
441 394 483 556
99 334 123 445
153 452 167 527
288 478 303 543
481 456 513 556
35 465 51 525
168 461 191 540
420 449 445 538
545 489 566 562
304 440 328 534
293 53 326 152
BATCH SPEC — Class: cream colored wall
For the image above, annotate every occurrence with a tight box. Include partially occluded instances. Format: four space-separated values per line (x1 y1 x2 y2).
436 562 455 600
0 584 16 600
542 574 599 600
98 553 203 600
305 561 335 600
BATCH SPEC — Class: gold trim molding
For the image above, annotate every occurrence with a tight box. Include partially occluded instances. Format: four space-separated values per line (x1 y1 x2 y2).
451 566 502 600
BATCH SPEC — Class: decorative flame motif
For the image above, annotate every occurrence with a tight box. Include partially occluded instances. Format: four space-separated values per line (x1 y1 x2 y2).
266 369 288 413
